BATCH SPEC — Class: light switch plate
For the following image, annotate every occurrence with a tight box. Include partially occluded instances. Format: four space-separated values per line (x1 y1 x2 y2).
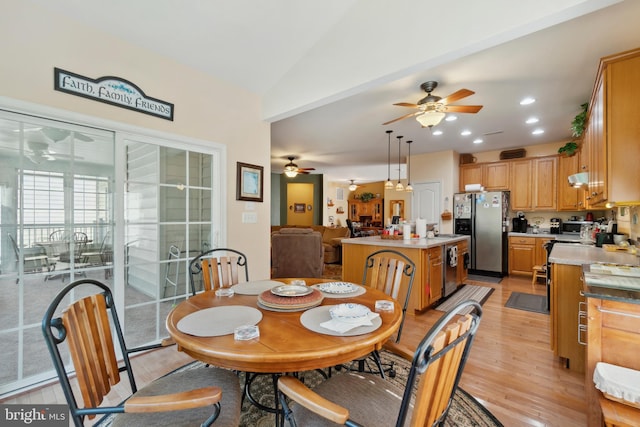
242 212 257 223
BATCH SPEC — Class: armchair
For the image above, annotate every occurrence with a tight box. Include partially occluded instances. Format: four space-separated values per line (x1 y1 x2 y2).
271 228 324 278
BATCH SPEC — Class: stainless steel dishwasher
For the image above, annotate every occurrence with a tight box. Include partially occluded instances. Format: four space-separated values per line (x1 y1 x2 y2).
443 243 458 297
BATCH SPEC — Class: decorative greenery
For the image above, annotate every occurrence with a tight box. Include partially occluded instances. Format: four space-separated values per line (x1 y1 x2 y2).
558 141 579 156
359 192 374 202
570 102 589 138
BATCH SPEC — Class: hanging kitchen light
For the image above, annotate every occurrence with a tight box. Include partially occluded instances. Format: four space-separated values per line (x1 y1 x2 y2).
384 130 394 189
405 140 413 193
395 135 404 191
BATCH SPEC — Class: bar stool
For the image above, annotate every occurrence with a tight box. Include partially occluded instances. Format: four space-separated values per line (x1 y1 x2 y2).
594 362 640 427
531 265 546 289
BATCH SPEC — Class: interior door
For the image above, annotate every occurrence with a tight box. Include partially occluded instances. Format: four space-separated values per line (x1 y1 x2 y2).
411 182 441 227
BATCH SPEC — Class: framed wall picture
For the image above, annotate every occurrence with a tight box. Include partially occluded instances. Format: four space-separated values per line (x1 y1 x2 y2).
236 162 264 202
294 203 306 213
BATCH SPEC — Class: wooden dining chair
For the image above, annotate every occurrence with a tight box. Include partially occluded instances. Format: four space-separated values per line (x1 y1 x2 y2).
42 278 242 427
278 299 483 427
356 249 416 377
189 248 249 295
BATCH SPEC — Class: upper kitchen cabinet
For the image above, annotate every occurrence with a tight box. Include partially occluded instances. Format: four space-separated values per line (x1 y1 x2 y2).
459 161 509 191
558 152 586 211
584 48 640 207
510 156 557 211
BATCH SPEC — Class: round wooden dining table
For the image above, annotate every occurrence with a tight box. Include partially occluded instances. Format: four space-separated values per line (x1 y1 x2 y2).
166 278 402 374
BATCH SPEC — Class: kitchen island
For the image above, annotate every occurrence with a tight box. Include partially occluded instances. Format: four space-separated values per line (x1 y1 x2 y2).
341 235 470 313
548 243 640 426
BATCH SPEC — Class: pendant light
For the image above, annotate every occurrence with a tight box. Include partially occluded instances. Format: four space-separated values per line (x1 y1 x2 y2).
405 140 413 192
384 130 394 189
395 135 404 191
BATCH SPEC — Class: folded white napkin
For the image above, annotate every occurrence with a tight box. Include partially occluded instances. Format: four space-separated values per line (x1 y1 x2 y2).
320 312 380 334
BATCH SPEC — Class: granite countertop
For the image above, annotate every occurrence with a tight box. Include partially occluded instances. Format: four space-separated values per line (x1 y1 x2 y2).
582 264 640 304
549 243 639 266
341 234 469 249
550 243 640 303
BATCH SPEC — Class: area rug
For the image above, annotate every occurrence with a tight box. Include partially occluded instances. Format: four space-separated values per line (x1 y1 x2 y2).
242 350 503 427
435 284 494 315
467 273 503 284
505 292 548 314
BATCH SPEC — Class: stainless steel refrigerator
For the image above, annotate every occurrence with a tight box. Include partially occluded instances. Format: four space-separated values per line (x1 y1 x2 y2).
453 191 510 277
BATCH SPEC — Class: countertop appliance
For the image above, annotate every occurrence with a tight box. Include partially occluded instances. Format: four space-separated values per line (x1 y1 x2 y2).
550 218 562 234
562 220 594 235
454 191 509 277
512 212 528 233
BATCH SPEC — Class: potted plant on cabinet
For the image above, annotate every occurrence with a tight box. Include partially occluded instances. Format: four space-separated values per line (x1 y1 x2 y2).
558 103 588 157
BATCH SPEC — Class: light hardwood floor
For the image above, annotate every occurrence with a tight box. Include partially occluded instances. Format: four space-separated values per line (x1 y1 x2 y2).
2 274 586 426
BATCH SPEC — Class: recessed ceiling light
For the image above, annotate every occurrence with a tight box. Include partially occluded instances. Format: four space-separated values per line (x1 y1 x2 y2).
520 97 536 105
526 117 539 124
460 130 472 136
445 115 457 122
432 130 443 136
532 129 544 135
473 138 483 144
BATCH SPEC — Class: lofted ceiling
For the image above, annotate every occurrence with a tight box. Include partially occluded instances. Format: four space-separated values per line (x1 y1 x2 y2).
24 0 640 184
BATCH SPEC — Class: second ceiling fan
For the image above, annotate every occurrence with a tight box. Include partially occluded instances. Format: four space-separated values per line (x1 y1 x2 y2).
383 81 483 128
283 156 315 177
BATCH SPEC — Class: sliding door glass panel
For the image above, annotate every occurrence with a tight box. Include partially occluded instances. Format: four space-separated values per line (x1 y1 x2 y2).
0 113 114 395
124 137 216 346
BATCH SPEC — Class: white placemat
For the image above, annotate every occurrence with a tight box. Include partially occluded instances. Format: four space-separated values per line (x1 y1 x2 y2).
231 280 285 295
177 306 262 337
300 305 381 336
312 282 367 299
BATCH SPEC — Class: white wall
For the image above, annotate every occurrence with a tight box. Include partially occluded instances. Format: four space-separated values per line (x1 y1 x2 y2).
0 2 271 278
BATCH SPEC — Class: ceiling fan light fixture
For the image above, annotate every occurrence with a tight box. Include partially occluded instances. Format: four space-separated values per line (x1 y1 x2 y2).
284 168 298 178
348 180 358 191
416 111 446 127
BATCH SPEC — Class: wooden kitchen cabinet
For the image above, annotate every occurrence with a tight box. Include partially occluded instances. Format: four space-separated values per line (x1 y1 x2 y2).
584 48 640 207
483 162 510 190
509 160 532 211
425 246 443 306
550 263 585 373
585 297 640 426
508 236 536 276
557 152 586 210
459 161 509 191
510 157 557 211
459 164 483 191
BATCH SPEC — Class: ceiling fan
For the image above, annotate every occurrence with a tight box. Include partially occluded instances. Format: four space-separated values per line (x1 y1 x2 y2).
26 136 83 164
348 180 359 191
283 156 315 177
383 81 483 128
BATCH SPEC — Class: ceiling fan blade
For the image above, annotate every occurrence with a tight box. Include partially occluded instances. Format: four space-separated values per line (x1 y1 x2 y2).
382 111 420 125
298 170 310 174
393 102 420 108
440 89 474 105
297 167 315 171
445 105 483 113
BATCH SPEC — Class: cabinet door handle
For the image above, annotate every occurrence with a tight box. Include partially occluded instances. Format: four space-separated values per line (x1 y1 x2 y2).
577 301 587 346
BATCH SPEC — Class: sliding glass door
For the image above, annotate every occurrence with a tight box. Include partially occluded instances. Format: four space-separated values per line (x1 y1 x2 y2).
0 111 221 395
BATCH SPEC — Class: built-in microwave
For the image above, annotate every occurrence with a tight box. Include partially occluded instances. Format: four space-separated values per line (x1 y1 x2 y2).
561 220 593 234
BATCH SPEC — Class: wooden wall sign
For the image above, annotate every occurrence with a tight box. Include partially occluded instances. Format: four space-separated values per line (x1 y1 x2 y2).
54 68 174 121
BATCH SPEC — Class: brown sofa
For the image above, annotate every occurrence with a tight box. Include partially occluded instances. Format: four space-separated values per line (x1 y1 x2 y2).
271 225 350 264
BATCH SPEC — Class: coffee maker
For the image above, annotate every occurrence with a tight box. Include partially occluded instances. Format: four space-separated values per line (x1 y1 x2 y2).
512 212 528 233
550 218 562 234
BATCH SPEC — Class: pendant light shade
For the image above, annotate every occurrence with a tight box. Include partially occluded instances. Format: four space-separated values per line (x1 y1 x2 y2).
405 140 413 192
384 130 394 189
395 135 404 191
